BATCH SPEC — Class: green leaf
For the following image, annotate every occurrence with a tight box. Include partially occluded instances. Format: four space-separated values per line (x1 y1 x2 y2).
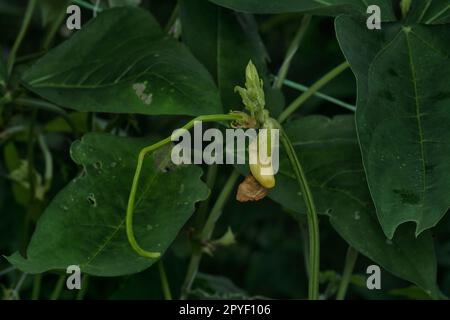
7 133 209 276
179 0 283 116
208 0 395 20
22 7 221 116
406 0 450 24
270 115 440 298
336 16 450 238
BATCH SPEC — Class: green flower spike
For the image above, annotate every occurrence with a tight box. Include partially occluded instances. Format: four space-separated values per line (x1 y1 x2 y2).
234 60 267 126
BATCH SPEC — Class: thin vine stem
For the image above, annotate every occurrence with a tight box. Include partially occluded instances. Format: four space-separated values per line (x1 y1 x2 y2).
31 274 42 300
21 109 38 255
0 266 16 277
126 114 244 259
280 129 319 300
274 15 311 89
12 273 27 299
181 170 240 299
50 274 65 300
6 0 37 77
281 79 356 112
158 260 172 300
194 164 219 229
336 246 358 300
165 3 180 33
42 5 67 50
277 61 350 123
76 275 89 300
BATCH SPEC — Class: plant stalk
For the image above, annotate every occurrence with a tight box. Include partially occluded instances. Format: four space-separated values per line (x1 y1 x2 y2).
180 170 240 299
31 274 42 300
50 274 65 300
280 129 320 300
158 260 173 300
336 246 358 300
277 61 350 123
6 0 37 77
274 15 311 89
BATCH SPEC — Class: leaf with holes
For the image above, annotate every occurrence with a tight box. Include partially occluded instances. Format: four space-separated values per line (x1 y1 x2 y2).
21 7 221 116
268 115 441 298
6 133 209 276
336 15 450 238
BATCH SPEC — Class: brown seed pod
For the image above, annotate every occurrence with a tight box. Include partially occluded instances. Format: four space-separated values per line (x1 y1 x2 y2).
236 175 268 202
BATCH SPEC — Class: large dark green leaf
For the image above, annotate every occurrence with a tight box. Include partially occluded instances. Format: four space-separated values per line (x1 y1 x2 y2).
7 133 209 276
208 0 395 20
269 115 440 298
22 7 221 116
336 16 450 238
179 0 283 116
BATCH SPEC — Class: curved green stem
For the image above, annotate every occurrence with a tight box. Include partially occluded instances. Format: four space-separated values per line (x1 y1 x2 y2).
277 61 350 123
280 129 319 300
50 274 65 300
274 15 311 89
158 260 172 300
181 170 240 299
336 246 358 300
6 0 37 77
126 114 244 259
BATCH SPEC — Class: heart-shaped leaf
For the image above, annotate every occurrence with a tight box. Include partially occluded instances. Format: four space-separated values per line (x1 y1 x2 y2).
269 115 440 298
7 133 209 276
336 16 450 238
22 7 221 116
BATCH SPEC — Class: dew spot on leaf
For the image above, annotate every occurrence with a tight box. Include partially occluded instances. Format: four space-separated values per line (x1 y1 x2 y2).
393 189 420 205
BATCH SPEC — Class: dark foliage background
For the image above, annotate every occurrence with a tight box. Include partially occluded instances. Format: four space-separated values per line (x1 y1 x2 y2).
1 0 449 300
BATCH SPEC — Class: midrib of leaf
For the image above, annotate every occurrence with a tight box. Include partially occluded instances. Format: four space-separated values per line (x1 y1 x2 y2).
404 28 427 209
81 155 168 269
81 220 126 270
313 0 332 5
291 138 355 147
